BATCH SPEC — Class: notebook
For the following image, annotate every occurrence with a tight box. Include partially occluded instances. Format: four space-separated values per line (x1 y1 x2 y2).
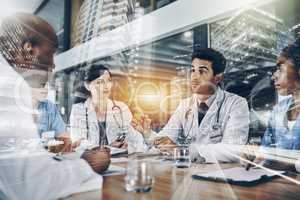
192 167 285 186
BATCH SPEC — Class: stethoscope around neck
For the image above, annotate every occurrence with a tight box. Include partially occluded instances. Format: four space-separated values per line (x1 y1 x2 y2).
180 91 226 144
85 99 124 142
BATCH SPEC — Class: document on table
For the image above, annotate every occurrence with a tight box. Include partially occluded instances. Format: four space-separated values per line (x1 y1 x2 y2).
108 146 127 156
111 157 129 163
192 167 285 186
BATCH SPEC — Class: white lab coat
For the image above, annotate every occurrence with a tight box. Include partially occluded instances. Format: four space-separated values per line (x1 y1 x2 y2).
0 55 102 200
0 151 102 200
70 98 146 152
151 88 250 163
0 55 37 139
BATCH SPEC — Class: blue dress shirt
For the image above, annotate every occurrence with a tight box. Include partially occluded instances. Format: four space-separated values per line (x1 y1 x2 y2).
37 100 66 138
262 97 300 150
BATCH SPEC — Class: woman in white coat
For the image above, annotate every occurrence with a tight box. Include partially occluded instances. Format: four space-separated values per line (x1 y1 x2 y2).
70 64 145 152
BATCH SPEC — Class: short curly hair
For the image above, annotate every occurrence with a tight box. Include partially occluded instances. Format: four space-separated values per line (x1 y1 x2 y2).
191 48 226 75
280 38 300 69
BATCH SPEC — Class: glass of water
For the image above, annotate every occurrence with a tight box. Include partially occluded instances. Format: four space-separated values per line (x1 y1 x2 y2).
173 145 191 168
124 160 154 192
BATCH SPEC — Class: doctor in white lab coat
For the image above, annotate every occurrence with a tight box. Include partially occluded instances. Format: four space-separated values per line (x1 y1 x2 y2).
70 64 145 153
133 48 249 163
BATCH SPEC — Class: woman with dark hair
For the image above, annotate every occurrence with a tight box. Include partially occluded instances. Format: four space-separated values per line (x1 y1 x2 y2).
70 64 145 152
245 39 300 171
261 40 300 151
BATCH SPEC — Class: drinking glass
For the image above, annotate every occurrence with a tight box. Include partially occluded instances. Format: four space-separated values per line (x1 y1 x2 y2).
173 145 191 168
124 160 154 192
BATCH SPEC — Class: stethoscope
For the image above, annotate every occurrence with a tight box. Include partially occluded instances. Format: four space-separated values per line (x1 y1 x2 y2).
179 91 226 144
85 99 125 144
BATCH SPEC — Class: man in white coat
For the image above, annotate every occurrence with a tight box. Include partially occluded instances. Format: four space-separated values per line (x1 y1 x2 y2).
0 13 109 200
133 48 250 163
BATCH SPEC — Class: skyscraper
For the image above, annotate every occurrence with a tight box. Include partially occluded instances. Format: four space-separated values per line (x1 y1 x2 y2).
74 0 143 45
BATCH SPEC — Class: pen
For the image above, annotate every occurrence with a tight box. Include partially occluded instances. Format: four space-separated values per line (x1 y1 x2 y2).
245 156 255 171
116 133 126 142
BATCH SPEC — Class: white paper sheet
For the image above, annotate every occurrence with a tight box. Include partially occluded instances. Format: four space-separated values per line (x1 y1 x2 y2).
109 147 127 155
102 165 126 176
111 157 129 163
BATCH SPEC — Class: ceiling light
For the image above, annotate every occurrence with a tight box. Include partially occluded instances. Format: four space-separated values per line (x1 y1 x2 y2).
183 31 193 38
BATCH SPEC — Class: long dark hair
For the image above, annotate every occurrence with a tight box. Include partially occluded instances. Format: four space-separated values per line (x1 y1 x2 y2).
73 64 111 104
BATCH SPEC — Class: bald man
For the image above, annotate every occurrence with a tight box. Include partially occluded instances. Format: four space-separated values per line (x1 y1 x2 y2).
0 12 69 139
0 13 110 200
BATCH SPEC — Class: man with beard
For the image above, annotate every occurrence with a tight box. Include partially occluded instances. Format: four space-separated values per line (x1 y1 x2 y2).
133 48 249 163
0 13 110 200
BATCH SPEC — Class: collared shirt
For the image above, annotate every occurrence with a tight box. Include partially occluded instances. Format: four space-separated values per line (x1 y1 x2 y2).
36 100 66 138
0 55 102 200
70 98 146 152
262 97 300 150
196 92 217 108
150 88 250 163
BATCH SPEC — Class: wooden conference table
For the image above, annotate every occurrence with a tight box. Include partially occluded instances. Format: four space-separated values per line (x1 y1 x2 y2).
64 157 300 200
